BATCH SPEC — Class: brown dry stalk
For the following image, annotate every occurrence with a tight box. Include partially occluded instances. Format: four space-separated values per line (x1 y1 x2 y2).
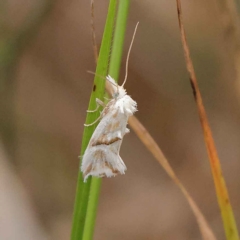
128 116 216 240
176 0 239 239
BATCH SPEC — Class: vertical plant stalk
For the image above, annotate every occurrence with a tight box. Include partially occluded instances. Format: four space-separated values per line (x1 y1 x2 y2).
108 0 130 80
175 1 239 239
81 178 102 240
82 1 130 239
71 1 117 239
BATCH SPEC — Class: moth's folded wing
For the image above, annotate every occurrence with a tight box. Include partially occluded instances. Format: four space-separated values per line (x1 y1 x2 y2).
81 145 126 182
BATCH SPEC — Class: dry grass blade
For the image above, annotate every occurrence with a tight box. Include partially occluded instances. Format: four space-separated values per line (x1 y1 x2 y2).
176 0 239 239
128 116 216 240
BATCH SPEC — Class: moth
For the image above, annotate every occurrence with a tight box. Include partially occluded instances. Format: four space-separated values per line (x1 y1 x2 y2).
81 23 139 182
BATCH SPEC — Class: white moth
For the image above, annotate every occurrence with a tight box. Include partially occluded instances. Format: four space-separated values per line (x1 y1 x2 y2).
81 23 139 182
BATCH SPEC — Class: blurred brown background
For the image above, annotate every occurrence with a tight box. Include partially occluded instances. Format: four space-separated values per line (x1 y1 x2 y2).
1 0 240 239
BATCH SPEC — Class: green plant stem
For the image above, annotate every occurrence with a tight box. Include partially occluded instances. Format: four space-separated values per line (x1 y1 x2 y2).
109 0 130 80
81 1 130 239
81 178 102 239
71 1 117 239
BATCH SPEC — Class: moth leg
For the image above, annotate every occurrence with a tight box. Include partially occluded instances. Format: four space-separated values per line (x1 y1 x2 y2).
96 98 105 106
84 115 102 127
87 105 100 113
104 96 110 101
87 98 105 113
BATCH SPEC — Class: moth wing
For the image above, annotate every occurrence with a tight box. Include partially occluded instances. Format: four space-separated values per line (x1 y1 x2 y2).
81 144 126 182
90 104 129 147
81 104 129 182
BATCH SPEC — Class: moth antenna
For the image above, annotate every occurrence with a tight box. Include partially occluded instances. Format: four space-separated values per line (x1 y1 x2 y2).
87 71 118 88
106 76 119 88
122 22 139 87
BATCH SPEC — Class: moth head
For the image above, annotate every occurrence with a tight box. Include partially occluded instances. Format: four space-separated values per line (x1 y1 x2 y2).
113 86 127 99
106 75 127 99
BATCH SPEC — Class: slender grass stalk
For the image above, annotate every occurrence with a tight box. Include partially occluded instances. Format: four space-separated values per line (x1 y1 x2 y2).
71 1 117 239
81 1 130 239
81 178 102 240
175 1 239 239
109 0 130 80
